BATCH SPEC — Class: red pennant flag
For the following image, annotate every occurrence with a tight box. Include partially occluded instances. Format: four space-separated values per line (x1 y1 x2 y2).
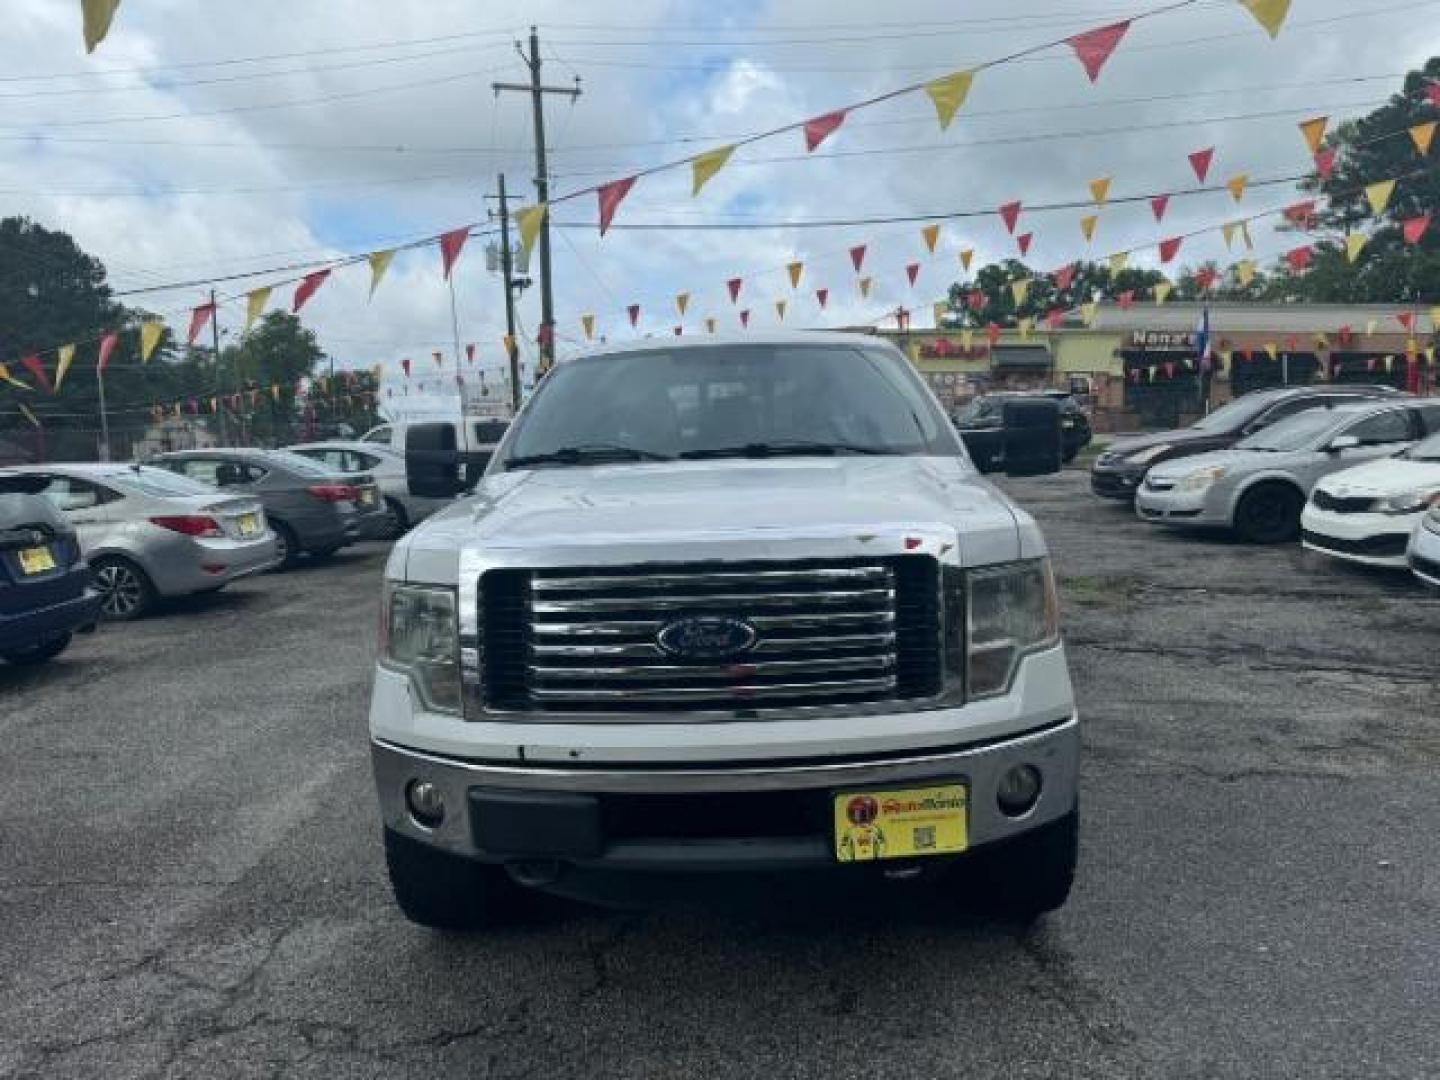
999 200 1022 234
1016 232 1033 256
1427 82 1440 107
1398 312 1415 331
967 289 985 310
803 109 847 152
985 322 1001 346
849 244 867 272
465 343 475 363
1194 267 1218 292
96 331 119 373
628 303 641 327
1188 147 1214 182
187 302 216 344
1338 325 1353 346
906 262 920 286
739 309 751 328
1286 335 1299 352
1403 215 1431 244
1045 308 1065 330
20 354 51 392
439 227 470 279
293 269 331 313
1285 245 1313 272
1162 360 1176 379
816 287 829 309
727 278 743 303
1159 236 1183 263
1314 148 1336 180
1054 263 1077 291
1065 21 1130 82
1283 200 1316 227
400 357 411 377
1150 194 1170 222
1366 356 1377 372
597 175 637 236
1118 290 1135 310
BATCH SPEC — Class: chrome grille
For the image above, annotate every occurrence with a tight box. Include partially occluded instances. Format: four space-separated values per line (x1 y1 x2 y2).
480 559 942 714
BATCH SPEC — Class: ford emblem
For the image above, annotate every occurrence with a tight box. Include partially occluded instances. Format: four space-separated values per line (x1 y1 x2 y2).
656 616 758 662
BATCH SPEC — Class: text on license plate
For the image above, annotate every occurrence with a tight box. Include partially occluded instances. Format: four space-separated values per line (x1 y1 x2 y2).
237 513 259 537
833 783 968 862
359 489 376 506
18 545 57 574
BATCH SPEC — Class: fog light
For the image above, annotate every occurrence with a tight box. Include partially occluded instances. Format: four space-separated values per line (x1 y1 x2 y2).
997 764 1042 817
405 780 445 827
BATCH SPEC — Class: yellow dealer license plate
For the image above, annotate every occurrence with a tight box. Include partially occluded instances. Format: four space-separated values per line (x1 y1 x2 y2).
359 488 376 507
18 545 56 575
833 784 968 862
237 513 260 537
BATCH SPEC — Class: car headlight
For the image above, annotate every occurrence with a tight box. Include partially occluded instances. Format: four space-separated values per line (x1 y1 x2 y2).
965 559 1060 699
1178 465 1227 492
381 582 461 713
1380 487 1440 515
1126 444 1172 465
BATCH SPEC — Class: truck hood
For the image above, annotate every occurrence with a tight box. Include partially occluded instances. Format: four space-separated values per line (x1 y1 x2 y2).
1314 456 1440 497
396 456 1039 583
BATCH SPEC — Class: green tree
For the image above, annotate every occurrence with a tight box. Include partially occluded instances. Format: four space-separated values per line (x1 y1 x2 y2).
220 310 328 445
946 259 1165 325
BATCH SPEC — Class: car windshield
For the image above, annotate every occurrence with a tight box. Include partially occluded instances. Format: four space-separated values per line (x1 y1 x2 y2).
503 343 958 467
112 467 216 498
1235 408 1351 451
1403 431 1440 461
1191 393 1277 433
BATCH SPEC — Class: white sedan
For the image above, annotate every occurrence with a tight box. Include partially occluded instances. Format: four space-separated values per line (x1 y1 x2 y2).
1408 506 1440 586
1301 431 1440 568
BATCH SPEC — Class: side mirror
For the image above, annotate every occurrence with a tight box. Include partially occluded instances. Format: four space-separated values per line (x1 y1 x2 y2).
1001 398 1064 477
1327 434 1360 454
405 423 465 498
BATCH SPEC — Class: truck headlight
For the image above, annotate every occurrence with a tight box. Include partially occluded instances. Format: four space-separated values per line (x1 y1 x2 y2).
381 582 461 714
1178 465 1227 492
966 559 1059 699
1381 487 1440 515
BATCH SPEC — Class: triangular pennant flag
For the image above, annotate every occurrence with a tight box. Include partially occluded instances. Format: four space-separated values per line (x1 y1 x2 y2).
1298 116 1328 155
1195 267 1219 292
1315 148 1336 180
581 314 595 340
1286 245 1313 272
139 321 164 363
787 261 804 288
933 301 948 327
1364 179 1396 216
1017 317 1034 341
739 309 751 328
293 269 330 313
81 0 121 53
1410 121 1438 156
705 318 717 334
1240 221 1254 250
1016 232 1033 256
1366 319 1378 336
850 244 867 272
598 175 637 236
1010 279 1031 306
959 248 974 272
465 344 475 363
20 355 51 393
432 350 445 368
439 227 470 279
365 250 395 300
1158 236 1183 263
1066 21 1130 82
1242 0 1292 38
676 292 691 317
858 277 873 298
627 304 640 327
1265 343 1278 362
1398 312 1415 331
0 363 31 390
986 322 1001 346
921 224 941 253
727 278 743 303
55 346 76 391
816 287 829 309
1427 82 1440 108
1054 263 1076 291
1151 194 1171 222
1045 308 1064 330
1081 302 1099 327
514 204 546 261
906 262 921 287
245 285 272 329
187 301 216 344
1080 214 1098 242
1222 222 1241 249
1154 281 1173 305
924 70 975 130
1429 306 1440 331
999 200 1023 234
1226 174 1248 202
1404 215 1431 245
803 110 847 152
690 145 735 196
775 299 787 321
1237 259 1257 286
961 329 974 350
1284 199 1316 227
1109 252 1129 274
1117 290 1135 310
1089 177 1112 206
1188 148 1214 182
97 332 118 373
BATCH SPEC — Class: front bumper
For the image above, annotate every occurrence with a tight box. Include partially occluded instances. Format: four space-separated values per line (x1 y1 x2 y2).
1300 505 1415 568
1408 517 1440 586
0 587 102 653
1134 482 1227 527
1090 460 1144 499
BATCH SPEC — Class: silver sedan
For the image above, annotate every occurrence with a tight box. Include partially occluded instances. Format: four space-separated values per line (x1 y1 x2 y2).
1134 399 1440 543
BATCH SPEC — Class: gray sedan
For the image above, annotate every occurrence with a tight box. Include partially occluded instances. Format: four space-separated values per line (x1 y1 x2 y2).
1135 399 1440 542
285 440 451 533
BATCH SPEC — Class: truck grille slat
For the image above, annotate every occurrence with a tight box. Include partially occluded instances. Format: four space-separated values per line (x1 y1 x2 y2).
531 587 894 614
528 677 899 705
531 631 897 659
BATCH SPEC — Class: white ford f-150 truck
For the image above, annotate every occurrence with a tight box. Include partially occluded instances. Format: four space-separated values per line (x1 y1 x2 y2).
370 332 1078 929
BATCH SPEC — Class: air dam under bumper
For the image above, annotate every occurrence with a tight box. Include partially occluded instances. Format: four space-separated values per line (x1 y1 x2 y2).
372 714 1078 875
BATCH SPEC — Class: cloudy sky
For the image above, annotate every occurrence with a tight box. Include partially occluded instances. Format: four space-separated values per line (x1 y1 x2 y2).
6 0 1439 407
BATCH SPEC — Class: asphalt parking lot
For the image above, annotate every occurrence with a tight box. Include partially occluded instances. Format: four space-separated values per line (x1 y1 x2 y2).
2 467 1437 1079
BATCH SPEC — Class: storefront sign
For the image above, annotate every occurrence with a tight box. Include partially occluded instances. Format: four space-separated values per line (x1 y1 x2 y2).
1129 330 1196 351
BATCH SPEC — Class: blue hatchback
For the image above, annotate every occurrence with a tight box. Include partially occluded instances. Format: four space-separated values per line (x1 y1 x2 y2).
0 471 102 666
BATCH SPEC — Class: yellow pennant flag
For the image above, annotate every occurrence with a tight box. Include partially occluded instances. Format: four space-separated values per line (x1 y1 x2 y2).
82 0 121 53
580 314 595 341
1010 279 1031 307
1154 281 1172 306
676 292 690 317
1237 259 1256 286
245 285 273 329
514 204 547 262
364 250 395 300
1222 222 1241 249
1088 177 1111 206
1345 233 1368 264
1366 319 1378 336
921 224 941 253
1410 121 1437 156
140 320 164 363
691 145 736 196
1364 179 1396 216
1429 305 1440 330
1080 215 1098 242
787 261 804 288
859 276 873 298
0 363 32 390
1298 116 1328 155
1240 221 1254 251
1108 251 1128 274
1226 174 1248 202
503 334 516 356
55 345 76 390
1241 0 1292 38
925 70 975 130
1264 343 1278 362
961 329 974 351
933 301 948 326
1081 302 1099 327
775 299 787 321
959 249 974 272
1017 317 1034 341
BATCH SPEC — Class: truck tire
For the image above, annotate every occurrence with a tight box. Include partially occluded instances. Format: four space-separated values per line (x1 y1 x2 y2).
383 828 522 931
1234 482 1304 544
957 809 1078 923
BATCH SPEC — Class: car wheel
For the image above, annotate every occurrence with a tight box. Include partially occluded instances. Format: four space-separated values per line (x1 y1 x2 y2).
383 828 523 932
91 557 155 621
950 809 1078 924
270 520 300 570
3 633 73 666
382 497 409 539
1234 482 1304 544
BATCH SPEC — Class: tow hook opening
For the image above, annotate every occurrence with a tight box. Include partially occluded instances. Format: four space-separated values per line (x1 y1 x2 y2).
506 859 565 888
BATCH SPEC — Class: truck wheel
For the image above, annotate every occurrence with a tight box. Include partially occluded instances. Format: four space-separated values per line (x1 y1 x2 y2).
383 828 522 932
957 809 1077 923
1234 482 1304 543
3 633 73 665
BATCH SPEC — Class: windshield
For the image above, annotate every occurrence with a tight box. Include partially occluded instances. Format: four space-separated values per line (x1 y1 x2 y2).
503 344 958 466
1235 408 1349 451
1191 393 1276 433
113 467 217 498
1403 431 1440 461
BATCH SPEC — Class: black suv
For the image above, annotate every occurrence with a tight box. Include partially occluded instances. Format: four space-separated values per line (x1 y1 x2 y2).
954 390 1092 470
1091 385 1404 500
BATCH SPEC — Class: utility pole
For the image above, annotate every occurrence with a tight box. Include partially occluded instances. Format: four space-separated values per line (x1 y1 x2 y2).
210 287 228 444
494 27 580 374
487 173 525 413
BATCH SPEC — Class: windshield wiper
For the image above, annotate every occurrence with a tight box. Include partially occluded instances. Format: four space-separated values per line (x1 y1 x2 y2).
506 443 673 468
679 440 900 460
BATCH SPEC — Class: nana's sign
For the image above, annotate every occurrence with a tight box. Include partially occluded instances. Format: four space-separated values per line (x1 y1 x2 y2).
1129 330 1196 351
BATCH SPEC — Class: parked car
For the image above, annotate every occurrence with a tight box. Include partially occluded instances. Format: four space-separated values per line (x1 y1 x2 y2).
0 470 102 664
1408 505 1440 586
361 415 510 462
1300 429 1440 568
152 448 387 567
1091 385 1403 500
7 463 275 620
285 440 450 533
955 390 1091 468
1134 398 1440 542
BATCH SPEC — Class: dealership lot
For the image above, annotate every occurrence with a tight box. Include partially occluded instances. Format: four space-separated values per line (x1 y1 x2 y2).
2 468 1437 1080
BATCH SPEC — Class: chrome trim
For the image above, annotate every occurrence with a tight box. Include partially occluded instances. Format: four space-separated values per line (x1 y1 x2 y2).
530 675 898 704
531 655 894 682
531 611 896 638
530 587 894 614
532 566 891 592
531 631 897 659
